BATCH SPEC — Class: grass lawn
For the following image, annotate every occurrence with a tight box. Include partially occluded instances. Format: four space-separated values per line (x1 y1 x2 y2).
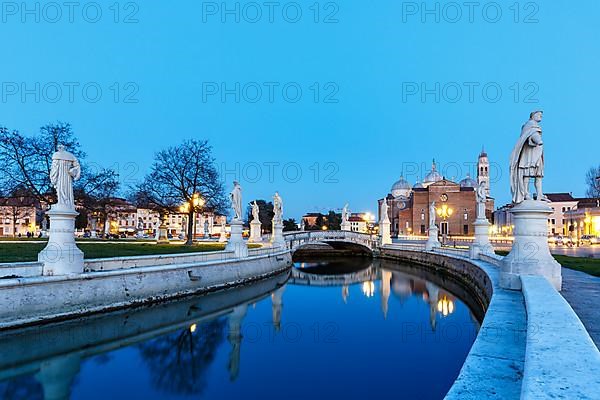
496 251 600 277
0 242 261 263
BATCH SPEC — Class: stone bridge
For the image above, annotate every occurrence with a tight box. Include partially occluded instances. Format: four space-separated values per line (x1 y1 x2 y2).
283 230 379 254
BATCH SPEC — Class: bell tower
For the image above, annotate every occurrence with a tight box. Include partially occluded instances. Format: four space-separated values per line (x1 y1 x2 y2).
478 147 490 197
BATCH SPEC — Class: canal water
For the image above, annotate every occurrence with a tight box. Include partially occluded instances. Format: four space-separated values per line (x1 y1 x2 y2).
0 257 480 400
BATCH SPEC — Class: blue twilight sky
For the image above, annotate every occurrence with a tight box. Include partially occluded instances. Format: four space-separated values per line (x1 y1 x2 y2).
1 1 598 219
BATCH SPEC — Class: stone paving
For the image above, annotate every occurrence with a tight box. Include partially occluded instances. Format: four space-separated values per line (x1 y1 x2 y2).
560 267 600 348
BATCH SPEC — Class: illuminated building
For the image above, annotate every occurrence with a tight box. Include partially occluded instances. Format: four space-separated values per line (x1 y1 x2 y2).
378 151 494 237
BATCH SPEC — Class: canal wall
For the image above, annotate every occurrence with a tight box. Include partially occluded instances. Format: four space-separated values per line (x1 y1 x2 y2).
380 245 600 400
0 247 292 329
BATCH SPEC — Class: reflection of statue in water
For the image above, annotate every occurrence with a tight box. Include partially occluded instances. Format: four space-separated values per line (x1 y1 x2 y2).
227 305 248 382
50 145 81 210
271 286 285 332
509 111 549 203
137 319 226 396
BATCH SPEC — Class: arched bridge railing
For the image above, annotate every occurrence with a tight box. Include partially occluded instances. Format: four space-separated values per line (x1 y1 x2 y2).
283 230 379 252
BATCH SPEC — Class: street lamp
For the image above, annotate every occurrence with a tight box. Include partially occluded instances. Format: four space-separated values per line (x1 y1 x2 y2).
181 193 205 241
436 204 453 241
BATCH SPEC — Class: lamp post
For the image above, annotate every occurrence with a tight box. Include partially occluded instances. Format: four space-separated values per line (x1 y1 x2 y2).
181 193 205 244
436 204 454 243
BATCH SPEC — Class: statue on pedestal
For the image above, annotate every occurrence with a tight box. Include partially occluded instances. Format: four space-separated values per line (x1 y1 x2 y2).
501 111 562 291
251 201 260 222
39 145 84 275
476 181 487 219
273 192 283 225
429 201 436 228
509 111 548 203
230 181 243 222
342 204 350 224
50 145 81 210
380 199 390 223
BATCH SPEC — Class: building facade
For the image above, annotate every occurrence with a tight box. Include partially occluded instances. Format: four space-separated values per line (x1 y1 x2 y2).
378 153 494 237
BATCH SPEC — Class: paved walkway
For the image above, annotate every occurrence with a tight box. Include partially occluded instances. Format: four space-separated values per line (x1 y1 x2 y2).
560 267 600 348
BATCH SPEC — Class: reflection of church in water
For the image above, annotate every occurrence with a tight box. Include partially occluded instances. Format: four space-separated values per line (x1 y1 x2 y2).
378 151 495 237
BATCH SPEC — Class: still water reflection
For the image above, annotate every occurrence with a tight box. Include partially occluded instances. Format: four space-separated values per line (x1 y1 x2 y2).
0 257 480 400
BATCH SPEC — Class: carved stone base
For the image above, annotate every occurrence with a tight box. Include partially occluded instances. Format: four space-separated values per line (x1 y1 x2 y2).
425 225 441 251
38 208 84 276
270 222 285 247
380 220 392 246
500 200 562 291
219 224 228 243
225 220 248 258
470 218 494 259
249 220 262 243
156 222 169 244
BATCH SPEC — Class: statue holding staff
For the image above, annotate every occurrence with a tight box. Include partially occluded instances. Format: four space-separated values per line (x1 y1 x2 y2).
509 111 548 203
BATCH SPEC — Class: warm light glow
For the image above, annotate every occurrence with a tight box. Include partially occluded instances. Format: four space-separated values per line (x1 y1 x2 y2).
436 204 454 220
322 225 328 231
190 323 197 333
593 216 600 235
362 281 375 298
437 296 455 317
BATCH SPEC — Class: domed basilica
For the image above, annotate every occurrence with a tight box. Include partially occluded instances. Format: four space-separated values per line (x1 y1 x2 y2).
378 150 494 237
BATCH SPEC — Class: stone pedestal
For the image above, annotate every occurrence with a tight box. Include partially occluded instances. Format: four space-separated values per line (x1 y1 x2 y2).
38 208 84 276
156 220 169 244
219 223 228 243
225 220 247 258
341 221 351 231
500 200 562 291
249 220 262 243
380 220 392 246
270 222 285 247
425 225 441 251
470 218 494 259
90 230 97 239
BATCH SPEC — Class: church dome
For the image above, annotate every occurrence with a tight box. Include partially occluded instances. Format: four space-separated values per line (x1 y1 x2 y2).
423 160 443 185
459 173 478 188
413 181 424 189
391 176 411 198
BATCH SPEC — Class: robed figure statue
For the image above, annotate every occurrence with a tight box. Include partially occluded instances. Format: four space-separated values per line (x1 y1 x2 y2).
230 181 243 221
50 145 81 210
509 111 548 204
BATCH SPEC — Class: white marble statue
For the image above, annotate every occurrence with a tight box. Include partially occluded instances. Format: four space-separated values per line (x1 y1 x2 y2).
380 199 390 223
300 219 305 231
49 145 81 210
429 201 436 227
251 201 260 222
476 181 487 219
230 181 243 221
342 204 350 224
509 111 548 203
273 192 283 224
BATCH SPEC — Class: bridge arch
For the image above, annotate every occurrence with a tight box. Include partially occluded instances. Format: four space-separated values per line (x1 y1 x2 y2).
284 231 378 257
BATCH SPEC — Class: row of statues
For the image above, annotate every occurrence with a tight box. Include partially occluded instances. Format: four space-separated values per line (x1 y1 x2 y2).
47 111 548 239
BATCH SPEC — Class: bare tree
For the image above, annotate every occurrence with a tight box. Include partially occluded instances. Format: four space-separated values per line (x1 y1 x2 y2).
586 165 600 198
133 140 227 245
0 123 119 223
